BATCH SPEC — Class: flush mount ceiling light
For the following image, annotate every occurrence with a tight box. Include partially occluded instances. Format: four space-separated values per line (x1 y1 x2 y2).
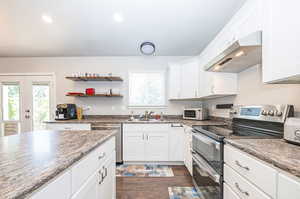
140 42 155 55
42 15 53 24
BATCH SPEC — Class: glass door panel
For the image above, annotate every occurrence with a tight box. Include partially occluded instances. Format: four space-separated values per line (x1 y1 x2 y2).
32 84 50 131
1 83 21 136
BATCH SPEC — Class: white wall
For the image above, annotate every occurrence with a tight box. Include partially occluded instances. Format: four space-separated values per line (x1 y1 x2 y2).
0 56 201 115
204 65 300 117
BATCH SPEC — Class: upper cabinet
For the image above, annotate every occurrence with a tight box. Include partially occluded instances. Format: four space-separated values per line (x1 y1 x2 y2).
262 0 300 83
168 59 237 100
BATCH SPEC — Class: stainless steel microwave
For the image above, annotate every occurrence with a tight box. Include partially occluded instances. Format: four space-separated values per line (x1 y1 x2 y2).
183 108 208 120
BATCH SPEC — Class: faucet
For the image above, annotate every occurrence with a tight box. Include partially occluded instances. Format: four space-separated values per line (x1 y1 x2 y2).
144 111 154 121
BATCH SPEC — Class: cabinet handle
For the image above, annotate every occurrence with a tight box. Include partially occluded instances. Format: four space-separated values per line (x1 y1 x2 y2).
98 170 103 184
235 182 249 196
142 134 145 140
147 134 149 140
235 160 250 171
98 152 106 160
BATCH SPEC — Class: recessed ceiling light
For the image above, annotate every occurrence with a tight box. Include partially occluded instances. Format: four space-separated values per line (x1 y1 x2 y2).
113 13 124 23
42 15 53 24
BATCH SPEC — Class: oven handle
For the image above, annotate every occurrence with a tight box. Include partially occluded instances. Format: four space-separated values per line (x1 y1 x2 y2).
192 152 220 183
192 131 220 146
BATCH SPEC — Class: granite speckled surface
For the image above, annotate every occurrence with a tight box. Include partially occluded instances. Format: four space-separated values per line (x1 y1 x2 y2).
45 117 227 127
0 130 116 199
225 139 300 178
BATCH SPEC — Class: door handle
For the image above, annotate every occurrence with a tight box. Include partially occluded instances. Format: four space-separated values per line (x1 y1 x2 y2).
25 115 30 119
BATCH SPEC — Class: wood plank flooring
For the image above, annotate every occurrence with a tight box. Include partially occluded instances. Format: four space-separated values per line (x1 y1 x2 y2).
116 165 193 199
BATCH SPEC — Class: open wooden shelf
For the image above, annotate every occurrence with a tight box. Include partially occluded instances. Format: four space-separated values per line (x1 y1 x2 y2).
66 94 123 98
65 76 123 82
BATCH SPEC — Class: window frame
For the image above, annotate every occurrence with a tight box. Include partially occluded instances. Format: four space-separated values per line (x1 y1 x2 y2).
128 70 167 108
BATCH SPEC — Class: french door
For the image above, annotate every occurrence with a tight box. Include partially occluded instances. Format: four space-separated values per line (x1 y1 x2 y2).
0 74 55 136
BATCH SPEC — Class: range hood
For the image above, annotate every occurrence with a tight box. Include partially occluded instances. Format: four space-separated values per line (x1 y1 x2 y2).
204 31 262 73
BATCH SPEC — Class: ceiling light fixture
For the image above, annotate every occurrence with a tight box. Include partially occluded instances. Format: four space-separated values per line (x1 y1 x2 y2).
113 13 124 23
140 42 155 55
42 15 53 24
235 50 245 57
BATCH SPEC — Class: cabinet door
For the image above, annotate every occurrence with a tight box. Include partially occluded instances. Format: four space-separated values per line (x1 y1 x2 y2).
263 0 300 83
123 132 145 161
180 60 199 99
145 132 169 161
71 172 98 199
168 125 184 161
168 64 182 99
183 127 193 175
99 154 116 199
278 173 300 199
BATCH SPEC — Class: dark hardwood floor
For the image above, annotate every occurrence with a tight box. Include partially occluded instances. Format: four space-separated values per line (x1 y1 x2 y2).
116 165 193 199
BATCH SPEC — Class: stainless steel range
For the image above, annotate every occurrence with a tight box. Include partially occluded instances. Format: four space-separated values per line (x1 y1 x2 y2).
191 104 294 199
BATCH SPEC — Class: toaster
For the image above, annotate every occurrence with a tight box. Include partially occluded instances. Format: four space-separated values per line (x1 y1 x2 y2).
284 117 300 145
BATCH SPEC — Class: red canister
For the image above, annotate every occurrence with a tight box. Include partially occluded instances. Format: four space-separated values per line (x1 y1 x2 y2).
86 88 95 95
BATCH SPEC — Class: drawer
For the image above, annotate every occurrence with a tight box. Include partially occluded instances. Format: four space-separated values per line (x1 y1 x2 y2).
224 145 277 198
224 164 271 199
224 182 240 199
31 170 71 199
71 137 115 195
46 123 91 131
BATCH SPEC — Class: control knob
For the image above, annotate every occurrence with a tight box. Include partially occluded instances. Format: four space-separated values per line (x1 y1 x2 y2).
275 111 283 117
268 110 275 116
261 110 268 116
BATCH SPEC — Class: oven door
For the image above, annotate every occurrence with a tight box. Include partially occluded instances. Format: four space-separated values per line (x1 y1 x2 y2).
192 132 223 174
192 152 222 199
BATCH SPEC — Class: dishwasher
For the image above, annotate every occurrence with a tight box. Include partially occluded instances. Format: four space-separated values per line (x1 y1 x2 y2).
91 123 123 164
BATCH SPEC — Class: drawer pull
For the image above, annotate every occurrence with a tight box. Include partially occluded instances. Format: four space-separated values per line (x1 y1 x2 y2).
98 152 106 160
235 182 249 196
98 170 104 184
235 160 250 171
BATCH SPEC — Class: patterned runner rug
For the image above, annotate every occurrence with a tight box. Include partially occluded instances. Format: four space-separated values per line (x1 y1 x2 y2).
116 164 174 177
168 186 218 199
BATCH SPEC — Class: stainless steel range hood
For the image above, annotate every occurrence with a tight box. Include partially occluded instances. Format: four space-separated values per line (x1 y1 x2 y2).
204 31 262 73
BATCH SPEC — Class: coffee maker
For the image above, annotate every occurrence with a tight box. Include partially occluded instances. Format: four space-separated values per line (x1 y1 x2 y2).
55 104 77 120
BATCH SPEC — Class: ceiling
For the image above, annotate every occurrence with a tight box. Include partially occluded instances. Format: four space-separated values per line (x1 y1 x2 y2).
0 0 246 57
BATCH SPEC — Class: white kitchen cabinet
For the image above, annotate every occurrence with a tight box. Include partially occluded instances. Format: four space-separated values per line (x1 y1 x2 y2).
262 0 300 83
183 126 193 175
46 123 91 131
200 71 237 98
168 124 184 161
145 132 169 161
168 63 182 99
180 60 199 99
123 132 145 161
223 183 240 199
31 170 72 199
123 124 184 162
98 153 116 199
71 172 98 199
278 173 300 199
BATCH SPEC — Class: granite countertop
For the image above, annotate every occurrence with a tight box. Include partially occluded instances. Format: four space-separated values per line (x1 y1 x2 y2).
225 139 300 178
45 117 226 127
0 130 116 199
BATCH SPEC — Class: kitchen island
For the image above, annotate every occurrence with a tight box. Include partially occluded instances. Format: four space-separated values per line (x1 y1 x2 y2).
0 130 117 199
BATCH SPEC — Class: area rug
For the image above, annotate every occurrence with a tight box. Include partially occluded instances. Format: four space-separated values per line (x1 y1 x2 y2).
168 186 218 199
116 164 174 177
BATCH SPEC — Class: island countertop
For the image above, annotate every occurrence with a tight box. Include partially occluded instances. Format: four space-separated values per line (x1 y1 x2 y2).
0 130 117 199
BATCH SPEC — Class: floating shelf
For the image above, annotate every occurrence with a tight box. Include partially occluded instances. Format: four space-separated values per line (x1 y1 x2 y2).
66 94 123 98
65 76 123 82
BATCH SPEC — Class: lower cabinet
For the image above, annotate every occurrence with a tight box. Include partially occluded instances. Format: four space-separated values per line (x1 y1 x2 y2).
183 126 193 175
278 173 300 199
123 124 184 162
223 183 240 199
30 137 116 199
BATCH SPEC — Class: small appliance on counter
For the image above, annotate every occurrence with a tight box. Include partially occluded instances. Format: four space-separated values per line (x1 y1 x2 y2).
55 104 77 120
183 108 208 120
284 117 300 145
